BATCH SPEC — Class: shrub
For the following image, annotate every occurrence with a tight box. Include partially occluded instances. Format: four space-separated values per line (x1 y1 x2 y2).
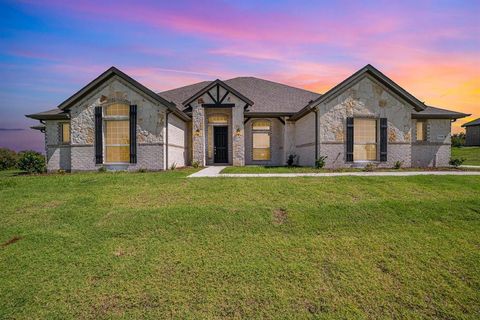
363 163 376 172
449 157 465 167
57 169 66 174
98 166 107 173
192 161 200 168
315 156 327 169
170 162 177 170
394 160 403 169
451 133 465 147
286 154 297 167
0 148 17 170
137 168 148 173
16 150 45 174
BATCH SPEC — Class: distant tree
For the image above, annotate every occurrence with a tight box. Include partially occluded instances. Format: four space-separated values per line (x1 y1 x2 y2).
17 150 45 174
451 132 466 147
0 148 17 170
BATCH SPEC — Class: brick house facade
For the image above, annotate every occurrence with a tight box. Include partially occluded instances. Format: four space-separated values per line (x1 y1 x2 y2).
27 65 469 172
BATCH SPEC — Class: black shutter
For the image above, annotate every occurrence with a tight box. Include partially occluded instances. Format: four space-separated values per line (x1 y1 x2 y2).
94 106 103 164
380 118 388 162
129 105 137 163
346 117 354 162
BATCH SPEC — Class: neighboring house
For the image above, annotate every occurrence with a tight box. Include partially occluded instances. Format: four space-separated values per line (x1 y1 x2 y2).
27 64 469 172
462 118 480 146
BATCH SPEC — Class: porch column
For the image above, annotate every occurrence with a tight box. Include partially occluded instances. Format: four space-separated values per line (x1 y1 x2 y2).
232 105 245 166
192 105 206 166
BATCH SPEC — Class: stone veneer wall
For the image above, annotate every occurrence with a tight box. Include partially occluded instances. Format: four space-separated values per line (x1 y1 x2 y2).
316 75 413 168
67 76 171 171
191 104 205 166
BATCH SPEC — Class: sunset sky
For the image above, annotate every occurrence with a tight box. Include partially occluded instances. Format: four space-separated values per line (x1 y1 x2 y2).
0 0 479 152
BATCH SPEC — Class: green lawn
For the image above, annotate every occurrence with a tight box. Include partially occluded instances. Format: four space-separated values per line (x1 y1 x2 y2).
452 146 480 165
1 170 480 319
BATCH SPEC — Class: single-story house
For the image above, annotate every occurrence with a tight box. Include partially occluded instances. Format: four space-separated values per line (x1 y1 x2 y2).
26 64 470 172
462 118 480 146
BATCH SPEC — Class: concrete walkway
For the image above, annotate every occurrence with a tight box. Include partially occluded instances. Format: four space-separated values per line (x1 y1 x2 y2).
187 166 226 177
188 166 480 178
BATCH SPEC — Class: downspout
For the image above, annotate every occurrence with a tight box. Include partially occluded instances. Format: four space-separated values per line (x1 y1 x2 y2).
165 110 171 170
314 108 318 160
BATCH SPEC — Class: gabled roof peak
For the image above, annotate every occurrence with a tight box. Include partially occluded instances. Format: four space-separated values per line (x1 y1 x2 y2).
53 66 189 121
182 78 254 106
290 64 428 120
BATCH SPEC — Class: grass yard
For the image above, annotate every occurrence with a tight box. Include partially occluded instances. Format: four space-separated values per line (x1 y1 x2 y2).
1 170 480 319
452 146 480 165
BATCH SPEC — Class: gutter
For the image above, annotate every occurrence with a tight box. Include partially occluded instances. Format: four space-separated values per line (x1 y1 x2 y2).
412 113 471 120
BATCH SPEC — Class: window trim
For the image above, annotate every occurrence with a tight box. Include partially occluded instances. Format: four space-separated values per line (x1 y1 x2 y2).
103 104 130 164
251 119 272 161
353 117 378 162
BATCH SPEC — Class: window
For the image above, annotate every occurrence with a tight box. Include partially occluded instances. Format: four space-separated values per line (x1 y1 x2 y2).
416 120 426 141
252 120 271 161
61 123 70 144
104 104 129 163
354 118 377 161
105 103 129 116
208 114 228 124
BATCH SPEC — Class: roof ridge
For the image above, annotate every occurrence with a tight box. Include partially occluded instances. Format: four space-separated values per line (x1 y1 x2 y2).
225 76 322 96
158 80 212 94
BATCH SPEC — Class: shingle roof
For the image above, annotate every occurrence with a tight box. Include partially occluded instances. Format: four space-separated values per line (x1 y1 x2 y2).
413 106 470 119
158 81 211 106
462 117 480 127
158 77 321 114
26 108 69 120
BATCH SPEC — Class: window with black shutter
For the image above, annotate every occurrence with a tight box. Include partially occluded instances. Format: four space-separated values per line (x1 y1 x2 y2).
380 118 388 161
346 117 354 162
94 106 103 164
129 105 137 163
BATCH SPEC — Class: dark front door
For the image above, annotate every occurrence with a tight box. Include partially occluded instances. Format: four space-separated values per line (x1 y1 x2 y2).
214 126 228 163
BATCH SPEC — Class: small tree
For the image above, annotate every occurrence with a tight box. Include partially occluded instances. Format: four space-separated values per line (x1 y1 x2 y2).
17 150 45 173
451 133 466 147
0 148 17 170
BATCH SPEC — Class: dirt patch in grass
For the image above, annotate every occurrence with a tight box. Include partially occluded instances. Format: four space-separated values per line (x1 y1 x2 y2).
272 208 288 225
1 236 22 248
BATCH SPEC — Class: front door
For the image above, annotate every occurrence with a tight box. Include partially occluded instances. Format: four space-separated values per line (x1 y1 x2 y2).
214 126 228 163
